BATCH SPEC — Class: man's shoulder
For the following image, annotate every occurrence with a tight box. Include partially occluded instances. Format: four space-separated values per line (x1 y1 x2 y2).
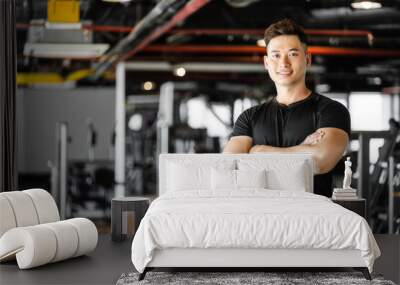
241 101 270 116
314 92 335 104
314 93 348 112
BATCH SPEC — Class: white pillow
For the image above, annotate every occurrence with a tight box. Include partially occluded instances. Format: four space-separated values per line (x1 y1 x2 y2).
266 164 307 192
237 169 267 189
211 168 236 190
238 158 311 192
211 168 267 190
167 162 210 191
166 158 236 192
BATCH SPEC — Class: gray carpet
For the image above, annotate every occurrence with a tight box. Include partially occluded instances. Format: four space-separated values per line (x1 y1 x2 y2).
116 271 396 285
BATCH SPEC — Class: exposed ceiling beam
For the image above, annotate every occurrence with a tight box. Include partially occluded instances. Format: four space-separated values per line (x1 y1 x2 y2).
122 60 325 73
141 44 400 57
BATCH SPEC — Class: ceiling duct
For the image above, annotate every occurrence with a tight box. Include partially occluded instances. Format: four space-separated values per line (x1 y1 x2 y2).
224 0 262 8
91 0 210 80
309 7 400 28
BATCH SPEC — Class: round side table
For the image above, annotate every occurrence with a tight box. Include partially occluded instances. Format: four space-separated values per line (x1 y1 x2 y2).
111 197 150 242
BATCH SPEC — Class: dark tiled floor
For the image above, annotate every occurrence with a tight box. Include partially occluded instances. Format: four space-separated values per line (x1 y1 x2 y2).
0 235 398 285
0 235 133 285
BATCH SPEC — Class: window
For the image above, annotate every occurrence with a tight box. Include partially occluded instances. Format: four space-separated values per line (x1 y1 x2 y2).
349 92 391 131
348 92 391 163
186 97 231 138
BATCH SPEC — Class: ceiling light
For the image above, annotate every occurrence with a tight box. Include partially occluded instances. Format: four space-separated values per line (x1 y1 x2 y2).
351 1 382 9
367 77 382 85
257 39 266 47
128 114 143 131
143 81 155 91
174 67 186 77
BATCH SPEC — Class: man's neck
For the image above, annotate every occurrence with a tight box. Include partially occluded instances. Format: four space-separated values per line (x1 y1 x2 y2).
275 85 311 106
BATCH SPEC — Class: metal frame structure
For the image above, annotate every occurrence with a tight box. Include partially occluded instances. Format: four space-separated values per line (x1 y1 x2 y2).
114 62 175 198
115 63 126 198
51 122 68 219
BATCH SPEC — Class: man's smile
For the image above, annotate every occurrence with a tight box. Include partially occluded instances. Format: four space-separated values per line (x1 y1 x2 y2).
277 70 293 76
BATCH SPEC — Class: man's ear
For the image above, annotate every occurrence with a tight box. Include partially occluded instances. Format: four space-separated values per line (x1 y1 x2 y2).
306 52 312 66
263 55 269 70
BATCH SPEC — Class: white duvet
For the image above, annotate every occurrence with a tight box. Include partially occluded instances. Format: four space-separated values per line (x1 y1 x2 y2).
131 190 380 273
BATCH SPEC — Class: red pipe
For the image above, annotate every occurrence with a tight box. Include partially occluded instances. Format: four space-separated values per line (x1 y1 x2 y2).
16 23 373 38
144 45 262 53
16 23 30 29
308 46 400 57
142 44 400 57
82 24 133 33
172 29 264 35
383 86 400 94
305 29 372 37
133 55 264 63
120 0 211 61
172 28 373 38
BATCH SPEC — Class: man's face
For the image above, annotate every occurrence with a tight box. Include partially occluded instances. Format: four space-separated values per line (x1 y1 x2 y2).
264 35 311 87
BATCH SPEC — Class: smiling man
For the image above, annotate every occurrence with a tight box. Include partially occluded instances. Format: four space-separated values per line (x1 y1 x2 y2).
223 19 351 197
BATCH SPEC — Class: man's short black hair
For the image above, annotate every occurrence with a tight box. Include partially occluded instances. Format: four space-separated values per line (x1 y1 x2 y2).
264 18 308 48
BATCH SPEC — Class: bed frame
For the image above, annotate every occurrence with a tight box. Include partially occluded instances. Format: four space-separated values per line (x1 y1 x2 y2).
137 154 372 281
139 248 371 280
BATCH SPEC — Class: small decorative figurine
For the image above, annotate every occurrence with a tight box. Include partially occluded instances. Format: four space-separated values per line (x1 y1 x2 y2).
343 157 353 190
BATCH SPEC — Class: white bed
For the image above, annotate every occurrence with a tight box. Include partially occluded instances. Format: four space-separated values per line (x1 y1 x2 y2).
131 153 380 280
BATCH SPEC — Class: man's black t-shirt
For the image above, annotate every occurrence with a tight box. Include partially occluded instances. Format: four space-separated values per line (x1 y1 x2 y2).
231 92 351 197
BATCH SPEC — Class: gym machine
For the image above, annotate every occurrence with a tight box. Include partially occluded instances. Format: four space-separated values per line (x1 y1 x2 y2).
114 62 243 198
50 121 114 219
351 119 400 234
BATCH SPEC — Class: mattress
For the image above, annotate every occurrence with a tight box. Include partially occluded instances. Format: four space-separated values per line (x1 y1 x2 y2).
131 190 380 273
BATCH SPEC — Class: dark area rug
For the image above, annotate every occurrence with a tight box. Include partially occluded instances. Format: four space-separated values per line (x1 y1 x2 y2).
116 271 396 285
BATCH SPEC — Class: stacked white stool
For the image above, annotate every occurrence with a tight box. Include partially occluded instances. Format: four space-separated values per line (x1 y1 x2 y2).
0 189 98 269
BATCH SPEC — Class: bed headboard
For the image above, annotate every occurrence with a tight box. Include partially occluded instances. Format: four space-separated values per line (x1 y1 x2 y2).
158 153 314 196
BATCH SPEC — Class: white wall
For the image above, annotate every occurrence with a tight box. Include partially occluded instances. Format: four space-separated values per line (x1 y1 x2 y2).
17 87 115 173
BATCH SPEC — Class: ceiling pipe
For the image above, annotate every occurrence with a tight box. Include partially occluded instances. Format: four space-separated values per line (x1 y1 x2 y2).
142 44 400 57
82 24 133 33
119 0 210 62
171 28 373 38
134 55 264 63
309 7 400 28
91 0 210 79
16 23 374 39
